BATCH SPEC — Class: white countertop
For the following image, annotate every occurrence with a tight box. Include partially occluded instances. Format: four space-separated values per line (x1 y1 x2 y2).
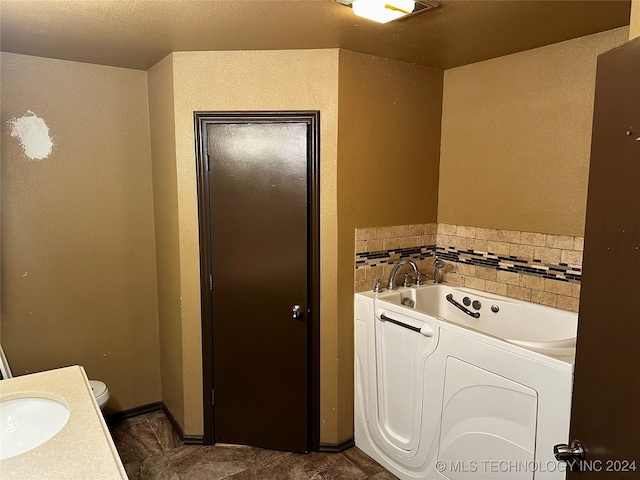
0 365 128 479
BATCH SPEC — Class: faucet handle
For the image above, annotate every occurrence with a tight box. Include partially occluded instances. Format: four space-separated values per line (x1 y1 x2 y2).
373 278 384 293
402 273 412 288
415 271 428 285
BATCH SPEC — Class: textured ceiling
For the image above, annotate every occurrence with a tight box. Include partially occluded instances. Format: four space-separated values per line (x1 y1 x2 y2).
0 0 631 71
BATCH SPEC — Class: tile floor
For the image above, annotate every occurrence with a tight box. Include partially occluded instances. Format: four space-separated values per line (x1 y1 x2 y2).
108 410 398 480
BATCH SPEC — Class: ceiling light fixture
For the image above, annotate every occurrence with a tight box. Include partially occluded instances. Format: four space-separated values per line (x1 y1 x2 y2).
336 0 440 24
353 0 415 23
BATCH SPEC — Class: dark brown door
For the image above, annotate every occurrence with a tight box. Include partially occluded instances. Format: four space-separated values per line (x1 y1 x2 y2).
195 112 320 453
563 37 640 477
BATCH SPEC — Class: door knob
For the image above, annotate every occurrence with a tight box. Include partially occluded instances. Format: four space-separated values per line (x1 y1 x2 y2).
292 305 303 319
554 440 585 462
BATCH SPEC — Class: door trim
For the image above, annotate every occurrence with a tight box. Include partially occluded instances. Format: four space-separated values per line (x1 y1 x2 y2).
194 111 321 452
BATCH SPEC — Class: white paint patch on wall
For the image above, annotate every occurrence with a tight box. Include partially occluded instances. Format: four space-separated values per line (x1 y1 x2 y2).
8 110 54 160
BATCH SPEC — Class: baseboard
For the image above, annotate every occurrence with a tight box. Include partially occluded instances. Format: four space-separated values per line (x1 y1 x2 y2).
105 401 204 445
107 401 330 449
162 403 204 445
319 437 355 453
105 401 163 423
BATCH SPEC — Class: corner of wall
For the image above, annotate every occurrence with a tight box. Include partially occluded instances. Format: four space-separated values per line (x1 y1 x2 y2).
336 50 443 443
147 53 186 430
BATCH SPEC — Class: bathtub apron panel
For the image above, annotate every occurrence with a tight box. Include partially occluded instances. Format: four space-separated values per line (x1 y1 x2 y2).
437 356 537 480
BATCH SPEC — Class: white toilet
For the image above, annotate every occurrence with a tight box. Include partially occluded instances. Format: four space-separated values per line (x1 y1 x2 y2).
0 343 110 410
89 380 110 409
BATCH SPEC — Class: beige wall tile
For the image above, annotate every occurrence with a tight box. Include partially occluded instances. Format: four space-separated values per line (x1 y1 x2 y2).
452 236 472 251
376 226 395 239
356 228 376 240
476 266 497 281
476 227 498 241
497 270 520 285
510 243 535 259
446 272 464 286
365 265 384 279
465 276 486 290
546 234 575 250
444 261 457 274
531 290 558 307
456 263 476 276
557 295 580 312
456 225 477 238
416 259 432 272
561 250 583 266
520 274 545 291
384 238 402 250
393 225 409 237
572 283 581 298
544 278 573 296
408 224 426 235
438 223 457 235
401 236 418 248
507 285 531 301
472 239 489 253
485 281 508 296
521 232 546 246
487 241 511 256
497 229 521 243
534 246 562 264
365 239 384 252
437 234 452 248
355 223 584 307
355 279 375 293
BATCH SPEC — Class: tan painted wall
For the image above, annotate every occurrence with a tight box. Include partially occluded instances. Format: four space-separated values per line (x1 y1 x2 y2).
337 51 442 228
147 55 185 427
167 50 340 439
0 52 161 411
438 27 629 236
336 50 443 439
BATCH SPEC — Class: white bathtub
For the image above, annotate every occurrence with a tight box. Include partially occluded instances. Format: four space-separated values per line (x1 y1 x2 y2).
355 283 577 480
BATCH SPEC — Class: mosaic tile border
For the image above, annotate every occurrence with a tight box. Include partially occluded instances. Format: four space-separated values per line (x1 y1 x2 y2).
354 247 437 291
356 245 581 283
354 223 584 312
355 245 436 267
435 246 581 283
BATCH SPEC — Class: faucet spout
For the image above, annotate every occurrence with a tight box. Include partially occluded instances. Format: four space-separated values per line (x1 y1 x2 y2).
387 260 419 290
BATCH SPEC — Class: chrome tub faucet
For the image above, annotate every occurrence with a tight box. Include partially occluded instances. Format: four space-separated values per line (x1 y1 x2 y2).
387 260 420 290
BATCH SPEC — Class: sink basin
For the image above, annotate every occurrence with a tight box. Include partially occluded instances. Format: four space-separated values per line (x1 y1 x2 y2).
0 397 70 460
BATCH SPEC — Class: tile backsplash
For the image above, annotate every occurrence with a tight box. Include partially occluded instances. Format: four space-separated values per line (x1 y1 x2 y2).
355 223 583 312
